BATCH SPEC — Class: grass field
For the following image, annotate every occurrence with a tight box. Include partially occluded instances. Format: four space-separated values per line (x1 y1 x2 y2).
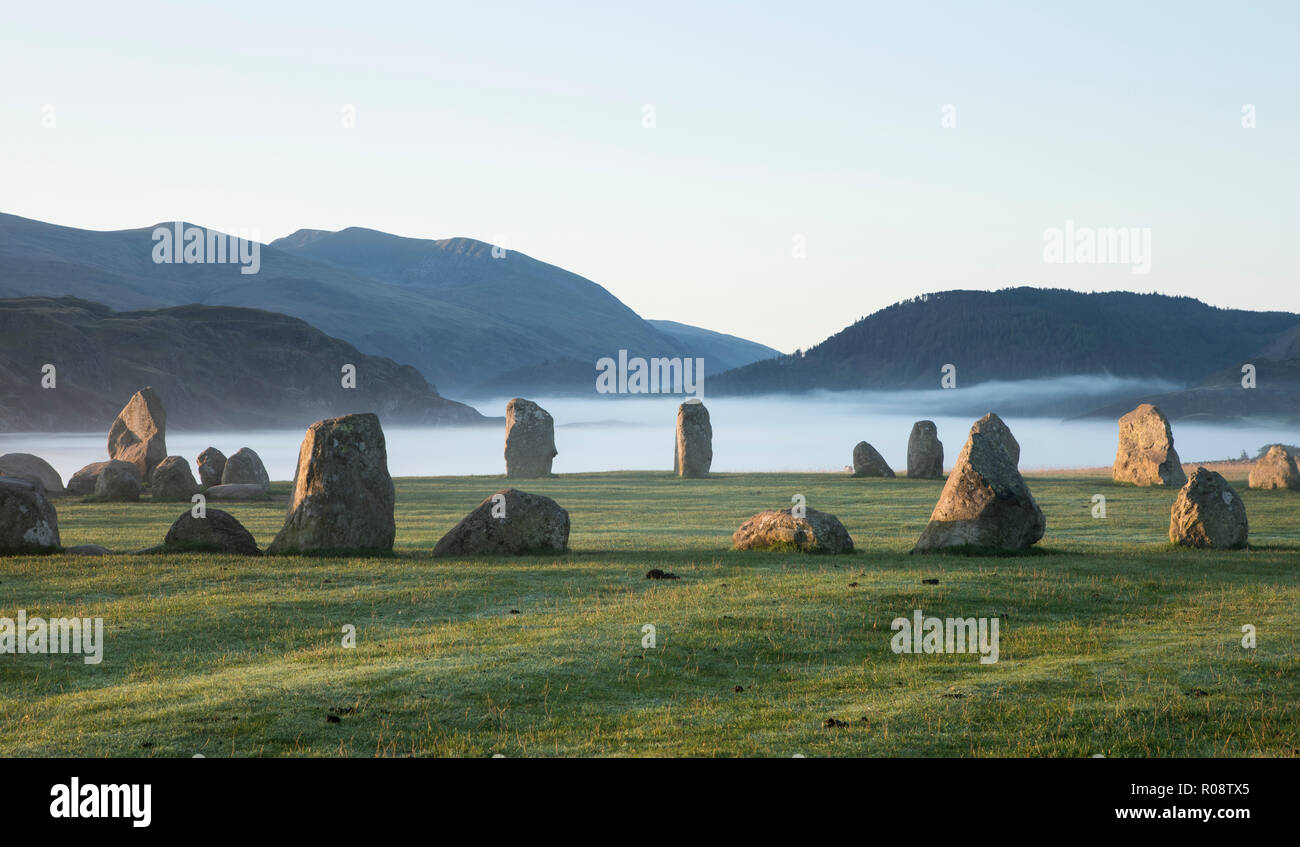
1 469 1297 757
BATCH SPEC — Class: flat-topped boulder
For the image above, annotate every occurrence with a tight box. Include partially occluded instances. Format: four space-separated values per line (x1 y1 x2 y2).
163 509 261 555
107 387 168 478
1113 404 1186 487
504 398 557 478
907 421 944 479
733 507 854 554
1248 446 1300 490
674 400 712 478
432 488 569 557
912 413 1045 553
267 414 395 555
92 460 142 502
204 484 271 501
221 448 270 491
196 447 227 488
851 441 895 477
150 456 200 501
0 477 61 554
1169 467 1248 549
0 453 64 495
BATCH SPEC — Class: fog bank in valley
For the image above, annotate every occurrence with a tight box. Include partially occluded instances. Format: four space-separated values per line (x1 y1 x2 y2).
6 377 1295 481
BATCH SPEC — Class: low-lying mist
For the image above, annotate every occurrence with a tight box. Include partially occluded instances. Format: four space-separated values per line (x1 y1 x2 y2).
5 377 1293 481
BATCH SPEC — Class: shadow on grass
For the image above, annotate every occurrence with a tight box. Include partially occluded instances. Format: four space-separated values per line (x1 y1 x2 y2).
397 547 887 565
1153 541 1300 554
909 545 1064 558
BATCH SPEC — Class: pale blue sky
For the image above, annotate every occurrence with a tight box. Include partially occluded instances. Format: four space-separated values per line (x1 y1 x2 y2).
2 1 1296 352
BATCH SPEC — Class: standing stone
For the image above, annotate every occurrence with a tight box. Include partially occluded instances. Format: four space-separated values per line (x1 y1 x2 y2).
267 413 395 554
1112 404 1187 486
912 413 1045 553
985 419 1020 465
907 421 944 479
107 387 167 479
851 442 895 478
1170 467 1248 549
432 488 570 557
732 507 854 554
196 447 227 488
0 453 65 495
504 398 557 478
221 448 270 491
163 509 261 555
150 456 200 501
0 478 60 554
675 400 712 478
1248 445 1300 490
67 461 111 496
92 460 142 502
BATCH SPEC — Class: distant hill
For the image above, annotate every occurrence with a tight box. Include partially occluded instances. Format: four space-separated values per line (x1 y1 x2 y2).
711 288 1300 396
0 214 777 392
646 320 780 373
1258 323 1300 360
267 226 685 386
1080 350 1300 423
469 320 782 396
0 297 487 432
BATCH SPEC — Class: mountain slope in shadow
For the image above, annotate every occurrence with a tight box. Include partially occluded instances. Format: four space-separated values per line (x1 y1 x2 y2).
0 296 487 432
1080 324 1300 422
0 214 776 392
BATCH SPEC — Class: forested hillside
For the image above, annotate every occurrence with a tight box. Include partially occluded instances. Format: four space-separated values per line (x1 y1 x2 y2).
712 288 1300 393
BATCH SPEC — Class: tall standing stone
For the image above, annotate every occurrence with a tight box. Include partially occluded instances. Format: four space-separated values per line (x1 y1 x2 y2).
912 413 1045 553
107 387 167 479
675 400 712 478
267 413 395 554
1170 467 1248 549
907 421 944 479
1112 404 1187 486
504 398 557 478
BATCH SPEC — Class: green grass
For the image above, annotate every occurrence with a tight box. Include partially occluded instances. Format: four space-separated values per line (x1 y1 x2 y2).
1 471 1297 757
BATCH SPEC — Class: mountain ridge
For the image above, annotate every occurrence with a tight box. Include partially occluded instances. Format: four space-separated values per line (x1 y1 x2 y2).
0 295 487 432
710 288 1300 395
0 212 779 391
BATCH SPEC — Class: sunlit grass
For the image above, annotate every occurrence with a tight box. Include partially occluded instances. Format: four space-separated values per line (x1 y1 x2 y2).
0 471 1296 757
